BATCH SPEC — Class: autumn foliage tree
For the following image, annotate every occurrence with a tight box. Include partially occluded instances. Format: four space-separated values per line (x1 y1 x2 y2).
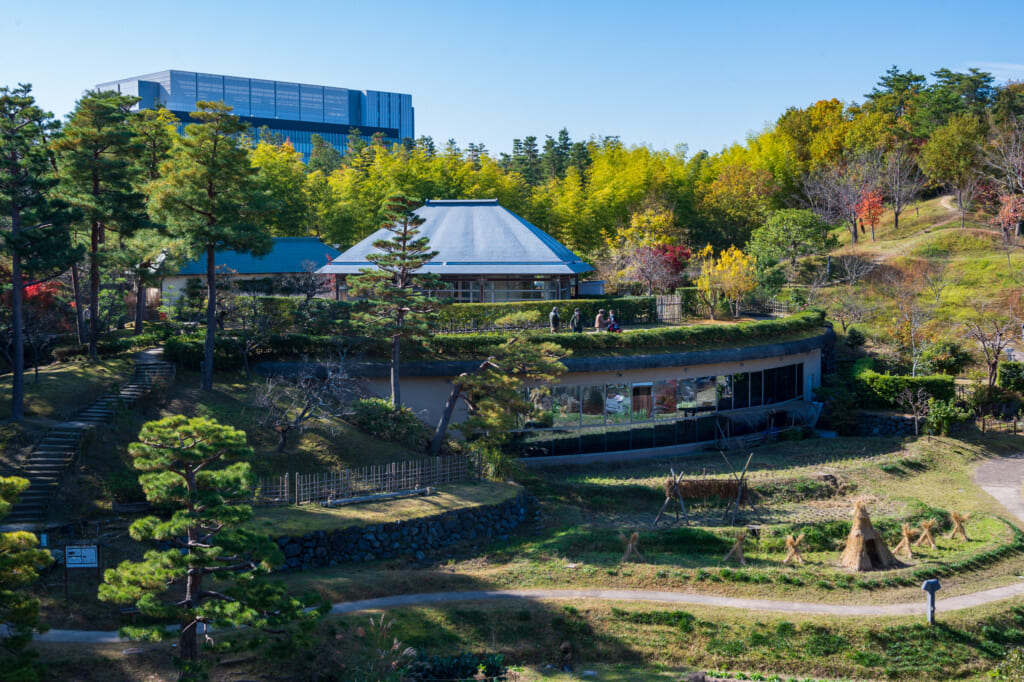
856 189 885 242
694 245 757 319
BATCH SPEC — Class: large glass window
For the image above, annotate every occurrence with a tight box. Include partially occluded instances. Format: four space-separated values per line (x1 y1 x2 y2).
717 375 733 411
750 370 764 407
695 376 717 414
678 378 697 417
763 368 779 404
605 383 631 424
733 372 750 409
551 386 581 428
632 383 653 422
653 379 677 419
581 385 606 426
251 79 276 117
778 364 796 402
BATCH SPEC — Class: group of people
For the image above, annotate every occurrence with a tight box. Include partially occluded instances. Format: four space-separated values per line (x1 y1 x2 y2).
549 307 622 333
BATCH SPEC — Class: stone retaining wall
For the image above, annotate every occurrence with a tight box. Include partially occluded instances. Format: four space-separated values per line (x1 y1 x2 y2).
855 411 918 437
273 491 528 571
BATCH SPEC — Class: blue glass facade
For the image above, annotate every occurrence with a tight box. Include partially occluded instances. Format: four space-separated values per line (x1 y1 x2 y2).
96 70 414 160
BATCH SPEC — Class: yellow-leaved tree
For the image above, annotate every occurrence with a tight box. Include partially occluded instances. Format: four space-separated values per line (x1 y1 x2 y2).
695 245 757 319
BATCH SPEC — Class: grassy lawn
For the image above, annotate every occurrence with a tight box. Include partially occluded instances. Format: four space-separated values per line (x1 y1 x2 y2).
246 480 520 535
0 357 134 421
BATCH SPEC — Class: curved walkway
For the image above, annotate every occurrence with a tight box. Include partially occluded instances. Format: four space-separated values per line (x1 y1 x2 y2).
33 454 1024 644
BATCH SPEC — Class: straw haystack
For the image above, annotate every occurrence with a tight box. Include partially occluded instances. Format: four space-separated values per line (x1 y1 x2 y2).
839 500 900 571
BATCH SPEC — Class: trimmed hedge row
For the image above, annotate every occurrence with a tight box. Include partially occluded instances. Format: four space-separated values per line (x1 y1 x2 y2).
163 333 374 370
852 357 955 408
434 297 658 331
51 327 177 362
427 309 826 358
998 361 1024 393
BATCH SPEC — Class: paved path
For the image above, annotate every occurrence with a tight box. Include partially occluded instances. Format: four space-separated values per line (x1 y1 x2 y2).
31 454 1024 644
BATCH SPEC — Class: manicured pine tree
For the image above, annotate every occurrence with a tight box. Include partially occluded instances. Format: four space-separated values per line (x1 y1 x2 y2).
147 101 273 391
348 194 440 410
98 416 321 680
0 83 80 421
0 476 54 680
51 89 144 359
307 133 342 174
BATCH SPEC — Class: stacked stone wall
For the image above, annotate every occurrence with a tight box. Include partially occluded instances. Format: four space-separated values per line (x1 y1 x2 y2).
272 491 528 571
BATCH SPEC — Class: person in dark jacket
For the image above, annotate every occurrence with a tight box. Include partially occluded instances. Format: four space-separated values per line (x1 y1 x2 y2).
549 306 560 332
570 308 583 333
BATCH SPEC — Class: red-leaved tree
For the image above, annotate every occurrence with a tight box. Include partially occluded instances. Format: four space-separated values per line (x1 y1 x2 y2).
856 189 885 242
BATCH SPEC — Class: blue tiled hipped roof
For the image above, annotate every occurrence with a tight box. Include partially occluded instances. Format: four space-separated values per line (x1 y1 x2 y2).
177 238 342 275
318 199 593 276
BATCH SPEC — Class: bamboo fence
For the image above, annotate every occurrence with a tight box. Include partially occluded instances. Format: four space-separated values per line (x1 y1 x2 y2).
255 455 476 506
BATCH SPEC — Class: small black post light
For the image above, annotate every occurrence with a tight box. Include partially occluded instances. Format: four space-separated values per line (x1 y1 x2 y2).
921 579 941 625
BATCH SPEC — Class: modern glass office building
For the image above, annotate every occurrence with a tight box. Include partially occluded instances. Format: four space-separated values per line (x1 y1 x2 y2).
96 70 413 159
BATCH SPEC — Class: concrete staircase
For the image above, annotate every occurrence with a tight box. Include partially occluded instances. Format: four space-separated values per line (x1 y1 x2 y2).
3 353 175 528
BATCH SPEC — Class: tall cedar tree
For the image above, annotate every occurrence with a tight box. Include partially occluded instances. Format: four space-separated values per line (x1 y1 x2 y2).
52 89 143 359
348 195 440 410
147 102 273 391
0 476 54 681
98 416 322 680
0 84 79 421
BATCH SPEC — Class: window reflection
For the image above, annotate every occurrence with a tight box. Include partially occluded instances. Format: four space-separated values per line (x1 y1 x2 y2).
653 379 677 419
605 383 631 424
632 382 653 422
695 376 717 414
514 362 807 457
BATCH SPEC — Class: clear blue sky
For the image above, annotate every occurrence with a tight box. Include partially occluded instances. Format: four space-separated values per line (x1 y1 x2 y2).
6 0 1024 157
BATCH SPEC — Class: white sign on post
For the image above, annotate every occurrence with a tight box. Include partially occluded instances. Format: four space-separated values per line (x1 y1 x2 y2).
65 545 99 568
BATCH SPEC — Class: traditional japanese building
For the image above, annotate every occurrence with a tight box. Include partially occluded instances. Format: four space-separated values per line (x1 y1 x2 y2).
318 199 594 301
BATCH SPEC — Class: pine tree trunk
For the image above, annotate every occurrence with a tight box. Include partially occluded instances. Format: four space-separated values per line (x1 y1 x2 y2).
432 384 463 455
134 272 146 335
89 220 100 361
203 245 215 391
71 262 86 344
390 335 401 409
10 210 24 421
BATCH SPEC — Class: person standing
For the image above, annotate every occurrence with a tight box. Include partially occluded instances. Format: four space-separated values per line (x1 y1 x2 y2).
570 308 583 333
607 309 621 333
594 309 606 332
549 306 560 333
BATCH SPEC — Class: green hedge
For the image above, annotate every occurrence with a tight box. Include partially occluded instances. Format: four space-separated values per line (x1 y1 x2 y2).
428 309 826 359
163 333 373 370
434 297 658 331
852 357 955 408
998 361 1024 393
51 327 177 362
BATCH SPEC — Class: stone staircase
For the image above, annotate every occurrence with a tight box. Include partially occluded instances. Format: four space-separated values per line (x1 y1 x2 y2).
3 354 175 528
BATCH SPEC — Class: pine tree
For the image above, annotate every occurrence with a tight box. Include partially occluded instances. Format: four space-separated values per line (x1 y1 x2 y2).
1 84 80 421
52 89 144 359
99 416 321 680
307 133 342 174
348 194 440 410
147 101 273 391
0 476 54 680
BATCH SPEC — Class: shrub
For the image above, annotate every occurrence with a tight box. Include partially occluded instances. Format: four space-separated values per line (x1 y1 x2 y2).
493 310 543 327
969 384 1024 419
428 309 826 359
921 340 972 376
348 398 431 450
999 362 1024 393
926 398 971 435
844 327 867 349
852 357 955 408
